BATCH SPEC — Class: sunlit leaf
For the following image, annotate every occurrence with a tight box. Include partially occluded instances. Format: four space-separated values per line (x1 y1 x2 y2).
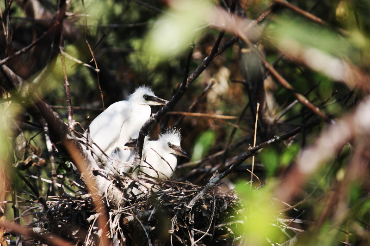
234 182 281 244
144 0 212 62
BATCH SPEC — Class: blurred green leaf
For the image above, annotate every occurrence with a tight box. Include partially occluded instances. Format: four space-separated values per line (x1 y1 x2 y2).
191 130 216 161
271 16 352 57
281 143 300 167
261 147 279 177
143 0 212 63
234 182 281 244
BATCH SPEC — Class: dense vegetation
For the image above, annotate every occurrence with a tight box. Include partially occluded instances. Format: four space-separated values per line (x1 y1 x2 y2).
1 0 370 245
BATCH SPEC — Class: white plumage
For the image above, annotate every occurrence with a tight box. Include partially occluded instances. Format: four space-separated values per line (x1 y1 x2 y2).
138 129 189 179
87 86 167 157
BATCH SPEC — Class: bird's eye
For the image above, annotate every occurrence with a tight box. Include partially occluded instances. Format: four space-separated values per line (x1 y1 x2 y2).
167 142 171 148
143 94 148 100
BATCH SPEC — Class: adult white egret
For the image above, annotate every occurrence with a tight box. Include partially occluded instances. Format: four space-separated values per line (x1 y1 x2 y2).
137 129 189 180
87 86 167 157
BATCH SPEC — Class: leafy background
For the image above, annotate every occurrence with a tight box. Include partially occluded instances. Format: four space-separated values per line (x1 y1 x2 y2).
2 0 370 245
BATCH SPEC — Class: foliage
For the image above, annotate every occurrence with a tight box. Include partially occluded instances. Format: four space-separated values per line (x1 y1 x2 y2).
1 0 370 245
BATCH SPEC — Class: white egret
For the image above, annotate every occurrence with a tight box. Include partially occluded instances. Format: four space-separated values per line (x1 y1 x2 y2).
87 86 167 157
137 129 189 180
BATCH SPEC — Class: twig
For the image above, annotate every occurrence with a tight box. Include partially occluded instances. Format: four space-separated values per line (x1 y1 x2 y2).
275 84 318 122
274 2 321 25
246 169 262 186
81 0 104 110
60 50 100 72
50 105 103 111
86 37 104 110
221 101 250 168
168 112 244 120
251 103 260 188
135 215 152 246
59 34 74 129
174 81 215 127
43 123 59 196
14 169 39 198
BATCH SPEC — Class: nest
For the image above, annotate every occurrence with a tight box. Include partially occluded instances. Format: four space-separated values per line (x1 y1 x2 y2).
26 173 242 245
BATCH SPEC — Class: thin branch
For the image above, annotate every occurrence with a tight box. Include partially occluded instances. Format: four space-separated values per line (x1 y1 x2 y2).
63 141 111 246
168 112 245 120
50 105 103 111
43 123 59 196
174 81 215 127
275 84 318 122
186 32 225 87
60 50 100 72
59 34 74 129
221 101 249 168
14 169 39 198
250 103 260 188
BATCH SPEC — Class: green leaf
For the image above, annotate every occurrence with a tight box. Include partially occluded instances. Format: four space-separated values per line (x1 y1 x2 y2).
191 130 216 161
260 148 279 177
281 143 300 167
143 0 212 63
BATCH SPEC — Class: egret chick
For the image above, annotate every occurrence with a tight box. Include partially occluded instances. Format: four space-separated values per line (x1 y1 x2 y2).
139 129 189 180
87 86 167 156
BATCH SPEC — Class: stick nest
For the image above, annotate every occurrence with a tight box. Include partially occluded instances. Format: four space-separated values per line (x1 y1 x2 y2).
28 173 242 245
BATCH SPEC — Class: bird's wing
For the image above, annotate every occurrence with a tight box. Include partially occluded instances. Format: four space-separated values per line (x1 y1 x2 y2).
89 101 131 152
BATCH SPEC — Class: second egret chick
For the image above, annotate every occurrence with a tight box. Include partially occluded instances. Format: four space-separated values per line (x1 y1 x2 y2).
139 129 189 180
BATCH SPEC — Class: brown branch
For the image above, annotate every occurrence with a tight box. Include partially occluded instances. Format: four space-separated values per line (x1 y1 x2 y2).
63 141 111 246
174 81 215 127
43 123 59 196
167 112 246 120
50 105 103 111
0 220 74 246
220 101 249 168
59 34 74 129
274 0 327 26
251 103 260 188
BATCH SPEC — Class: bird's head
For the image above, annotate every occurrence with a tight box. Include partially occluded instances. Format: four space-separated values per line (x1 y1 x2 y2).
159 129 190 158
129 86 168 106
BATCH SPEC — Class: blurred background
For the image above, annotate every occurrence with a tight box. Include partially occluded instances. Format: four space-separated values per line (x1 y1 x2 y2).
2 0 370 245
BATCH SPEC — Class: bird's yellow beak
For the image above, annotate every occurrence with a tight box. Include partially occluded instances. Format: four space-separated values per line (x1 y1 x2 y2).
146 95 168 106
171 145 190 159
